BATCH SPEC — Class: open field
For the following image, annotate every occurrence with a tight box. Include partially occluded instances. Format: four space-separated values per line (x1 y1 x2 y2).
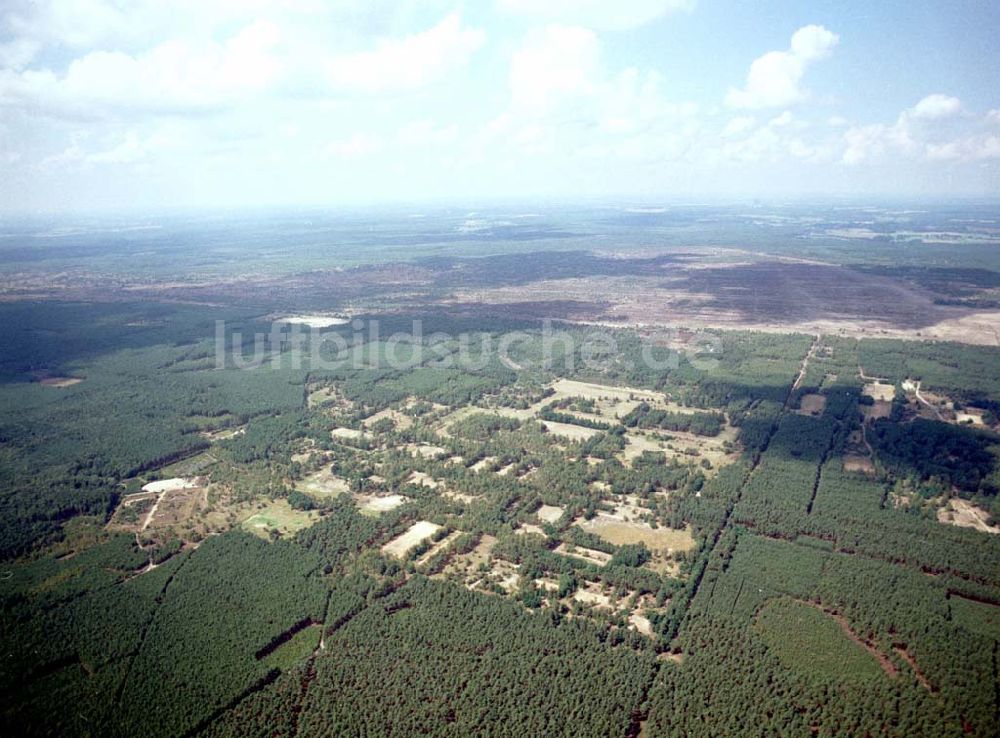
357 493 408 515
141 477 200 494
863 382 896 402
540 420 601 441
797 393 826 416
578 517 696 554
536 504 564 523
381 521 443 559
242 499 320 539
297 468 349 499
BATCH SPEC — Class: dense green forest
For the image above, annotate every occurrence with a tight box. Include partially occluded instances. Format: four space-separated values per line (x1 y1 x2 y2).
2 302 1000 737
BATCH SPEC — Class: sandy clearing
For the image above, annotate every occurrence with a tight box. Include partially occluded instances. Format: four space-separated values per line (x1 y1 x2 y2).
470 456 498 472
382 521 443 558
955 409 987 426
442 490 479 504
629 614 654 636
406 471 440 488
536 505 564 523
142 477 199 494
572 583 612 608
555 542 612 567
298 468 349 498
541 420 601 441
331 427 366 440
275 314 350 328
551 379 662 403
516 523 547 537
416 530 462 567
360 494 408 514
408 443 447 459
863 382 895 402
862 401 892 421
39 376 83 388
797 393 827 416
937 498 999 535
620 432 666 463
362 407 414 431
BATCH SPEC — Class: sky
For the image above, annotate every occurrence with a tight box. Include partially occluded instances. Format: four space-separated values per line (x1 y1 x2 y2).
0 0 999 213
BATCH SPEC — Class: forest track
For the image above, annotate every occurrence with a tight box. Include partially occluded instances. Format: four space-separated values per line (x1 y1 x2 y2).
912 380 945 421
790 334 821 396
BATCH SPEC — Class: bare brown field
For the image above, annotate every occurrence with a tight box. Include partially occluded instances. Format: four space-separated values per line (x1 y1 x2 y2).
797 393 827 416
844 455 876 474
862 401 892 421
863 382 896 402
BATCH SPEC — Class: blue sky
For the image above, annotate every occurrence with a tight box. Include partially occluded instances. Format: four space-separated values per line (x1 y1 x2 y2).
1 0 998 212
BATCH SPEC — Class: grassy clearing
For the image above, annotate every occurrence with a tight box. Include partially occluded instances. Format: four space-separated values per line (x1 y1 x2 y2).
754 598 885 683
262 624 322 670
297 468 349 500
242 499 321 539
578 518 696 553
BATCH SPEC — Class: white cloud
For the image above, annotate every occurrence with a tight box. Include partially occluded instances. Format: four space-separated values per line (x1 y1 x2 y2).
495 0 695 31
509 26 600 112
326 13 484 94
85 132 146 164
726 25 839 109
323 133 382 159
987 109 1000 125
0 20 283 115
722 116 755 137
841 94 984 165
911 93 962 120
